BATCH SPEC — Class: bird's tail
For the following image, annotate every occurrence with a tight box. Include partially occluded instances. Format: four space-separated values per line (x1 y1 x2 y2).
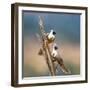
58 58 71 74
60 64 71 74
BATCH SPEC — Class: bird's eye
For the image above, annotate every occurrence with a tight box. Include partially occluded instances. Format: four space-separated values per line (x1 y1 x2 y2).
53 31 56 35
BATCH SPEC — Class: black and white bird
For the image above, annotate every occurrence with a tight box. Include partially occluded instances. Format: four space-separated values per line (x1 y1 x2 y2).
51 43 71 74
46 29 56 44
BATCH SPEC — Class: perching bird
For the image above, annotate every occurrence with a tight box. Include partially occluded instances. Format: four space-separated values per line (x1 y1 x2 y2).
46 29 56 44
51 43 71 74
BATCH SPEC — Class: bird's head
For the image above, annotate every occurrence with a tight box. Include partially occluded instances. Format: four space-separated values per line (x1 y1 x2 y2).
53 43 58 50
50 29 56 35
54 46 58 50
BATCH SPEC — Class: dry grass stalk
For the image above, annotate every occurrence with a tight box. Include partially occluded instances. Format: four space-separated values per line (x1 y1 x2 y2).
38 16 56 76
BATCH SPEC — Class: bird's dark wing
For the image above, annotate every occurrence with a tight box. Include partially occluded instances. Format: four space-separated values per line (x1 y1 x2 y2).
53 56 71 74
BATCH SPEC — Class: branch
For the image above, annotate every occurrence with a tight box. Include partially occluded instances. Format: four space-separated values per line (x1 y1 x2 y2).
38 16 56 76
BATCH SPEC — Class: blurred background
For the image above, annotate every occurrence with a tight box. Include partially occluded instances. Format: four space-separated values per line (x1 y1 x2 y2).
22 11 80 77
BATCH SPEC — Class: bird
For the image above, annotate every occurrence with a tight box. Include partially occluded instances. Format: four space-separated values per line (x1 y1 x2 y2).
51 43 71 74
46 29 56 44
